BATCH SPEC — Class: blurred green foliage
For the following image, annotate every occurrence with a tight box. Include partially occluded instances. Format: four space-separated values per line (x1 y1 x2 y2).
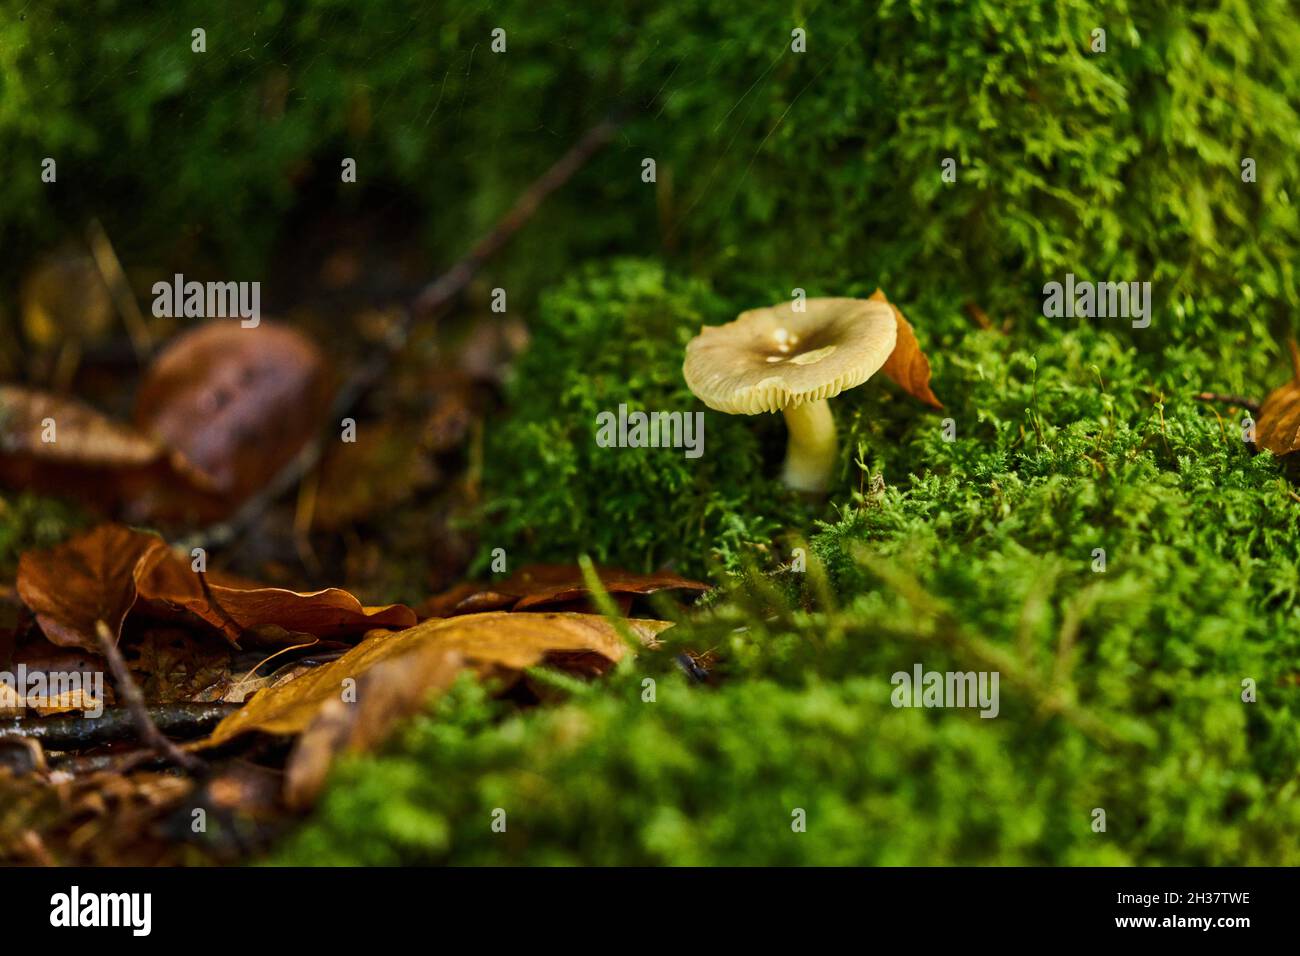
2 0 1298 327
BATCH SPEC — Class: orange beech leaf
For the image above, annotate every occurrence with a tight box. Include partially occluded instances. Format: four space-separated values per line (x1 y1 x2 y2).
134 549 415 646
869 288 943 409
1256 340 1300 456
423 563 710 617
201 611 672 805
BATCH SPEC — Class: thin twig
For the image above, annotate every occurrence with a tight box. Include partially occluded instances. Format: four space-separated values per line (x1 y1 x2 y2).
413 118 620 317
1194 392 1261 414
94 621 207 774
86 218 153 360
181 115 620 553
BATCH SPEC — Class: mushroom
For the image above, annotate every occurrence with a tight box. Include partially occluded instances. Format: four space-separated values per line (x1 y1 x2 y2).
683 298 897 492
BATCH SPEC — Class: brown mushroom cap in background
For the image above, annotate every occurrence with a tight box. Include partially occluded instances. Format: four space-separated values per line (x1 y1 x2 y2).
683 298 898 414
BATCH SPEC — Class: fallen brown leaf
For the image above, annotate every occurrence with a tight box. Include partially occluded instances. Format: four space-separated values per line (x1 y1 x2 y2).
16 524 416 653
202 611 672 806
285 647 465 807
2 639 111 715
870 289 943 409
135 548 416 645
126 627 235 703
133 320 332 503
423 563 710 617
208 610 666 744
0 385 226 521
0 385 160 468
1256 341 1300 455
16 524 169 651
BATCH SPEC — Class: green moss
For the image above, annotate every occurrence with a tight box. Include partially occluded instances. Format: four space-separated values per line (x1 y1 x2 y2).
278 288 1300 865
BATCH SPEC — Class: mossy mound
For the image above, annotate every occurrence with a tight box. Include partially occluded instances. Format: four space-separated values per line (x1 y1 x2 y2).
279 276 1300 865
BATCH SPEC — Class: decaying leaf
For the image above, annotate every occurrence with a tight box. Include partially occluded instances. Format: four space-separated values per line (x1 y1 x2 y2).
423 563 710 617
0 640 108 715
203 657 320 705
135 549 416 645
126 627 235 703
0 682 103 716
20 253 114 348
15 524 415 652
284 646 465 807
870 289 943 409
0 386 160 468
0 385 225 521
133 320 332 503
16 524 168 651
1256 342 1300 455
203 611 672 805
208 611 667 745
1 323 330 523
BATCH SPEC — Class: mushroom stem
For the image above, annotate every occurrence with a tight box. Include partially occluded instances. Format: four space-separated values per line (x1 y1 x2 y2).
780 399 837 492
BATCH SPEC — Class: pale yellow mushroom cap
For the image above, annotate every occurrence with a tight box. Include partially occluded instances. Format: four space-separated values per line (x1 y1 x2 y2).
683 298 898 414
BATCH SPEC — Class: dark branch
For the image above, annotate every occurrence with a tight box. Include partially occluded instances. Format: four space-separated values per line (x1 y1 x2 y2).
0 703 235 750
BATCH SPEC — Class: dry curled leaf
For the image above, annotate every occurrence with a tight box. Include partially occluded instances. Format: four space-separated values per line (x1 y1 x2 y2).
203 611 672 805
1 641 109 715
0 385 225 521
1256 382 1300 455
16 524 169 652
15 524 415 652
135 550 415 645
1256 342 1300 456
423 563 710 617
0 385 160 468
208 611 668 744
0 682 103 716
284 647 465 807
133 320 332 503
870 288 943 409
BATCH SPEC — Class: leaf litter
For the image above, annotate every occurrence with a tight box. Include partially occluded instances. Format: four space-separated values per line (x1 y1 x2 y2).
0 516 693 861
